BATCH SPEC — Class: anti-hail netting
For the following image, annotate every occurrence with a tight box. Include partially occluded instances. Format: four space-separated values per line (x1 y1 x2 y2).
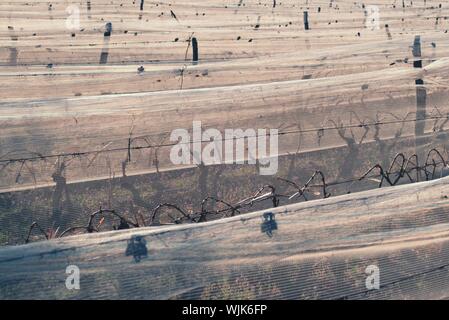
2 0 449 245
2 0 449 299
3 102 449 245
2 177 449 299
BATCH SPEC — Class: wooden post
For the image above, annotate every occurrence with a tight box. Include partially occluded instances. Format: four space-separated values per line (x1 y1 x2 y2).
412 35 426 175
192 37 199 64
413 35 425 132
100 23 112 64
303 11 310 30
104 22 112 37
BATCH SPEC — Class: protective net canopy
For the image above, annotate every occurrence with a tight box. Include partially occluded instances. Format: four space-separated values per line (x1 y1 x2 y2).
1 177 449 299
2 0 449 299
1 0 449 246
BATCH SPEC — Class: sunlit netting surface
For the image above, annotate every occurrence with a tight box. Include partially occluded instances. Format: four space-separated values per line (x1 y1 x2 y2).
2 0 449 299
2 0 449 190
1 176 449 300
2 0 449 246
